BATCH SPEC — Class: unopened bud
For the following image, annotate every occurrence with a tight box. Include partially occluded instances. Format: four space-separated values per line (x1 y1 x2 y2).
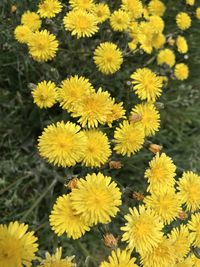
148 144 163 154
178 210 188 221
65 178 78 190
103 233 118 248
168 37 175 46
11 5 17 13
132 191 144 201
129 113 142 123
109 161 123 169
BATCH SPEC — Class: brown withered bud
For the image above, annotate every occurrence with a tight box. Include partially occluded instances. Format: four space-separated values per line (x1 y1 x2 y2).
103 233 118 248
129 113 142 123
168 37 175 46
65 178 78 190
132 191 144 201
178 210 188 221
148 144 163 154
109 161 123 169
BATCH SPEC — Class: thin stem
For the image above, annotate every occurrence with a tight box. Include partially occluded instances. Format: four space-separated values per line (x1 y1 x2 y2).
76 241 98 267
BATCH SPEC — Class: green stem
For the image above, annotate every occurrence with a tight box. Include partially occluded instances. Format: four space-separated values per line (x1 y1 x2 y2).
0 175 29 195
76 241 98 267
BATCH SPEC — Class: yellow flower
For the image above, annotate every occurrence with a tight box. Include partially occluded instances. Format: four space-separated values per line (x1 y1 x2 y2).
121 0 143 19
145 153 176 193
114 120 145 157
174 63 189 80
130 103 160 137
137 22 154 54
0 221 38 267
14 25 32 44
63 10 98 38
32 80 58 108
188 213 200 247
106 102 125 126
91 3 110 23
121 205 163 254
58 75 94 112
148 15 165 33
176 257 194 267
177 171 200 211
131 68 163 102
148 0 166 16
28 30 58 62
69 0 95 11
81 129 111 167
152 33 166 49
196 7 200 20
157 48 176 67
49 194 90 239
71 88 113 128
110 9 130 32
70 172 122 225
140 237 176 267
38 0 62 18
176 36 188 54
176 12 191 30
100 249 138 267
168 225 193 260
38 121 86 167
186 0 195 5
21 11 41 31
93 42 123 74
144 189 182 224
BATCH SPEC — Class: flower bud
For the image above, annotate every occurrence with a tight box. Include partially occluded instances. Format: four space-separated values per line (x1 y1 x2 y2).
148 144 163 154
132 191 144 201
109 161 123 169
103 233 118 248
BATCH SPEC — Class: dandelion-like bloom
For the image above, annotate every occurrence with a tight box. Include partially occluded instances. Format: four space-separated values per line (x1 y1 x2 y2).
176 257 194 267
63 10 98 38
168 225 193 260
21 11 41 31
58 75 94 112
38 121 86 167
145 153 176 193
14 25 32 44
32 81 58 108
188 213 200 247
110 9 130 32
69 0 95 11
176 12 191 30
106 102 125 126
176 36 188 54
71 89 113 128
91 3 110 23
130 103 160 137
140 237 176 267
70 172 122 225
157 48 176 67
121 205 163 254
49 194 90 239
93 42 123 74
28 30 58 62
114 120 145 157
148 0 166 16
38 0 62 18
177 171 200 212
186 0 195 5
131 68 163 102
152 33 166 49
196 7 200 20
174 63 189 80
148 15 165 34
100 249 138 267
82 130 111 167
0 221 38 267
121 0 143 19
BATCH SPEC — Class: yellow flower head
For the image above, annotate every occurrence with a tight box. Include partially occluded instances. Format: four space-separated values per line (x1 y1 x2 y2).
93 42 123 75
70 172 122 225
188 213 200 247
121 0 143 19
131 68 163 102
148 0 166 16
196 7 200 20
176 36 188 54
145 153 176 193
130 103 160 137
58 75 94 112
81 129 111 167
177 171 200 212
168 225 193 260
148 15 165 33
152 33 166 49
71 88 114 128
157 48 176 67
0 221 38 267
28 30 58 62
140 237 176 267
106 101 125 126
174 63 189 80
121 205 163 254
100 249 138 267
114 120 145 157
49 194 90 239
32 80 58 108
176 257 194 267
176 12 191 30
69 0 95 11
38 0 62 18
186 0 195 6
91 3 110 23
38 121 86 167
144 189 182 224
63 10 98 38
21 11 41 31
137 22 154 54
110 9 130 32
14 25 32 44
